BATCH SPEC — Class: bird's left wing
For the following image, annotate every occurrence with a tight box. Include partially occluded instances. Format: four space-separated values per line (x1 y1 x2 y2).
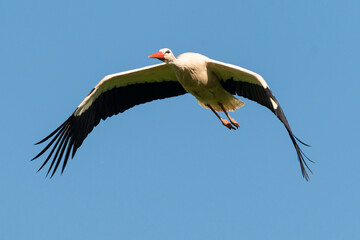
33 63 187 177
207 59 312 180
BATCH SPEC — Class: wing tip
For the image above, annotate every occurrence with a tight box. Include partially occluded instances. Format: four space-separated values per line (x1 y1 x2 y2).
32 116 76 178
293 135 313 181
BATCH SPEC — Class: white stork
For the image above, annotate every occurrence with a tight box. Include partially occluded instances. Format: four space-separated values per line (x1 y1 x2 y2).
33 48 312 180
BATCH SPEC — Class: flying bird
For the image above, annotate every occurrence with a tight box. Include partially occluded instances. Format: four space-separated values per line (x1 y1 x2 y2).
33 48 312 180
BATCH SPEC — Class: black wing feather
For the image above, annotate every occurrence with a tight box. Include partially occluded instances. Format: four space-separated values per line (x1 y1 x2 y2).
221 78 312 181
33 81 187 177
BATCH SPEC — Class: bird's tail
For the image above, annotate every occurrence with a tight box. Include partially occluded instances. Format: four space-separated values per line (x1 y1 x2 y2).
199 97 244 112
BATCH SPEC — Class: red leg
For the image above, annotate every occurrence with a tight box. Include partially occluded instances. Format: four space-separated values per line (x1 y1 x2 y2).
207 104 236 130
219 103 240 129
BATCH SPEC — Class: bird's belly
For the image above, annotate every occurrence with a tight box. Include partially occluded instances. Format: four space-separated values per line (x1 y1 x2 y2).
178 73 227 103
180 81 230 106
188 85 230 104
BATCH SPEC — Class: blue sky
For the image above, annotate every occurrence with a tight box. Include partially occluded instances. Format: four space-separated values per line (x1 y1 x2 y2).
1 0 359 239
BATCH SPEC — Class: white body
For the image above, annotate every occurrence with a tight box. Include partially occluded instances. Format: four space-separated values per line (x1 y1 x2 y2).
170 53 244 112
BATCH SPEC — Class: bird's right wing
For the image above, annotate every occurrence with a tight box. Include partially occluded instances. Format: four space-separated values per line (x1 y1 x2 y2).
33 63 187 177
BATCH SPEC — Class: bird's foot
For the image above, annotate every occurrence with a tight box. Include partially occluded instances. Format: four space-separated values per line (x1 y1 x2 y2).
221 119 236 130
229 117 240 129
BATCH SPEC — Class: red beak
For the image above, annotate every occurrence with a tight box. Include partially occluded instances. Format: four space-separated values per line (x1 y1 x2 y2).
148 52 165 60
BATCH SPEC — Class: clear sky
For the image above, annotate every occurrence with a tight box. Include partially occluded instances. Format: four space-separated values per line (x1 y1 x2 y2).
1 0 359 239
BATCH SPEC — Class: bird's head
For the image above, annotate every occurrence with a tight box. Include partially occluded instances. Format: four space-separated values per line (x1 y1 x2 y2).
148 48 175 63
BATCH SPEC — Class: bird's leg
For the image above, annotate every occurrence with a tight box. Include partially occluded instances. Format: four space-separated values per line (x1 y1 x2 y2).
219 103 240 129
207 104 236 130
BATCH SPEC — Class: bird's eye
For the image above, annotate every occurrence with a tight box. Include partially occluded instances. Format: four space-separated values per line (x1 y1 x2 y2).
165 50 170 54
